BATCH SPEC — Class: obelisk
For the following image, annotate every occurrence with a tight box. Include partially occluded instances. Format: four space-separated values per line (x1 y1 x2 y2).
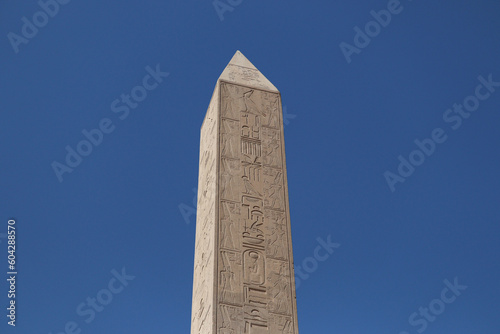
191 51 299 334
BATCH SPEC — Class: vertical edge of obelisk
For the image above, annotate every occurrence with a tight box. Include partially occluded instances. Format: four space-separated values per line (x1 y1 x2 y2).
191 81 220 334
213 80 221 334
279 92 300 334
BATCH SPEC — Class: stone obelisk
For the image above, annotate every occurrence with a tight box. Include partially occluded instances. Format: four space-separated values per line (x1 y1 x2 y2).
191 51 299 334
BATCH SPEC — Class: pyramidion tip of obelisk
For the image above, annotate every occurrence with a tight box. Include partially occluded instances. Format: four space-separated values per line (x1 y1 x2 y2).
228 50 258 70
219 50 279 92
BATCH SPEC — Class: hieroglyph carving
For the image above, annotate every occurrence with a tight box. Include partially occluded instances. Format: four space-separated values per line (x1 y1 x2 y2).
221 158 241 202
262 127 282 168
215 82 296 333
219 304 243 334
222 118 240 159
267 259 292 316
263 167 284 211
220 201 240 251
270 314 294 334
266 210 288 261
219 250 243 305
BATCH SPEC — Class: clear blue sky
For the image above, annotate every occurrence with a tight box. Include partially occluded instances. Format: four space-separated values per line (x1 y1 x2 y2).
1 0 499 333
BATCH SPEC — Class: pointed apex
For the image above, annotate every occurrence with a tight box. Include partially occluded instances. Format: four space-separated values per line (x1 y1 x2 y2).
219 51 279 92
228 50 258 70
